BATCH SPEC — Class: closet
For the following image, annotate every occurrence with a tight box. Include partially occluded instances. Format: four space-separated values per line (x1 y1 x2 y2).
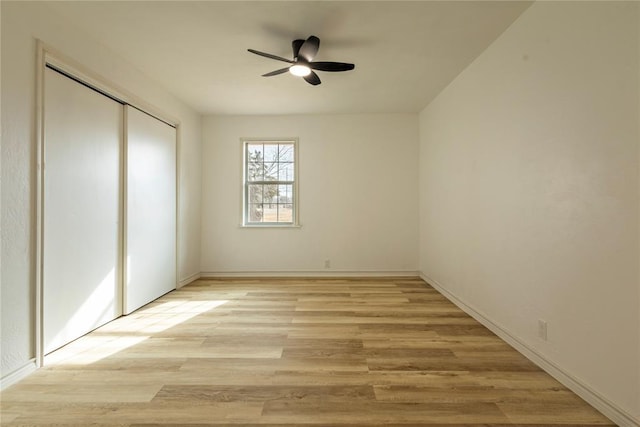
42 66 176 355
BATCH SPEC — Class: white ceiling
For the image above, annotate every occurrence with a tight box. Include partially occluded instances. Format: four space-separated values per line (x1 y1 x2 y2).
44 1 532 115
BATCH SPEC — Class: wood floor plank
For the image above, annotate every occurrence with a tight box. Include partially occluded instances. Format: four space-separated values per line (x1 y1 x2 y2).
373 384 585 404
498 402 616 424
1 383 163 403
261 400 509 423
131 424 610 427
151 385 376 403
0 277 615 426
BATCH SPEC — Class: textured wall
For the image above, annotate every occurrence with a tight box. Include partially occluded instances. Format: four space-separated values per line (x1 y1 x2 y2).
201 114 419 275
419 1 639 420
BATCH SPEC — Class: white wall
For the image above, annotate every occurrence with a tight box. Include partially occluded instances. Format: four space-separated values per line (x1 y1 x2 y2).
419 1 639 422
202 114 418 274
1 2 202 379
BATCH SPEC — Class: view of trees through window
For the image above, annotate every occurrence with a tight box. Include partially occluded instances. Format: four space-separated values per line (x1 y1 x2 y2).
245 142 295 223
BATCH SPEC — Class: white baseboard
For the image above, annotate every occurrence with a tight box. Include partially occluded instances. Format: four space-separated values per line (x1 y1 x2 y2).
200 270 420 278
0 359 37 391
420 272 639 427
178 271 201 288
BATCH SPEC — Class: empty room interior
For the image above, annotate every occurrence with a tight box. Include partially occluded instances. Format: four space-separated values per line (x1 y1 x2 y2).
1 1 639 426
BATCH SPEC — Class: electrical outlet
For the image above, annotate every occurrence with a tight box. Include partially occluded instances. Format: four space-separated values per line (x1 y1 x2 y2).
324 259 331 269
538 319 548 341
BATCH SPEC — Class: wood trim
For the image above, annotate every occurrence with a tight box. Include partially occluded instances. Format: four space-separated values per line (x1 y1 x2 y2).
178 272 202 288
121 106 129 313
200 271 420 279
174 122 181 292
34 40 46 369
0 359 37 391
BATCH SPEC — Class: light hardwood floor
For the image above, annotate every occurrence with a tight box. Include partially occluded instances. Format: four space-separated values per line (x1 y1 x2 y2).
1 277 614 426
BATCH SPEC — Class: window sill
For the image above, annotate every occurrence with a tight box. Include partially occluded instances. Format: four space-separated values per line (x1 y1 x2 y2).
239 223 302 229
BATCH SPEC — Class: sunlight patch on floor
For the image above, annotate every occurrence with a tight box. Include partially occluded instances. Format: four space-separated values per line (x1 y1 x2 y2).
45 335 149 366
44 299 229 365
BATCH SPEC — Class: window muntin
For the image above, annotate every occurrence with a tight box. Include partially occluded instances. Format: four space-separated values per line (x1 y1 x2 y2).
243 140 297 226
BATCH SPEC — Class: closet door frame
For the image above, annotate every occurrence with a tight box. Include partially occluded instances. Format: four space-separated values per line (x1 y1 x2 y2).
35 40 181 367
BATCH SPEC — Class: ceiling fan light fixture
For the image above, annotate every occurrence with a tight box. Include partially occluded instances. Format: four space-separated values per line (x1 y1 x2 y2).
289 64 311 77
248 35 354 85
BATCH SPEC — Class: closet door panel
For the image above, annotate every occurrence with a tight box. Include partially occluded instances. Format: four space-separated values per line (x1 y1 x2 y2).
125 106 176 314
43 68 122 354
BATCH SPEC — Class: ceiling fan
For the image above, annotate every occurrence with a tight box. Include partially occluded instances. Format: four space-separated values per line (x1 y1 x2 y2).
248 35 355 86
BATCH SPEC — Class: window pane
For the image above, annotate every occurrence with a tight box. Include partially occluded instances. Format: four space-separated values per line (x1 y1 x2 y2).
263 184 278 204
279 144 294 162
263 162 277 181
278 204 293 222
248 203 263 222
264 144 278 162
263 205 277 222
247 147 264 181
247 144 263 158
278 184 292 203
248 184 263 203
278 163 294 181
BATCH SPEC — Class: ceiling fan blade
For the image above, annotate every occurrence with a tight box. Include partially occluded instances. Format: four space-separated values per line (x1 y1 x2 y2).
292 39 304 60
262 67 290 77
298 36 320 62
310 62 355 72
247 49 293 64
303 71 321 86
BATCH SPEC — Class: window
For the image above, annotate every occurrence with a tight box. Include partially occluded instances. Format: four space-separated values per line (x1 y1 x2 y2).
243 139 298 226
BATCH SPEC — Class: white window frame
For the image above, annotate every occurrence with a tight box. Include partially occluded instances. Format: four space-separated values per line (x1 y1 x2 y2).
241 138 299 227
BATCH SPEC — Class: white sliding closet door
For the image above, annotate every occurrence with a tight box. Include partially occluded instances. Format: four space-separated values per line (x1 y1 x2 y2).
124 106 176 314
43 68 122 354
